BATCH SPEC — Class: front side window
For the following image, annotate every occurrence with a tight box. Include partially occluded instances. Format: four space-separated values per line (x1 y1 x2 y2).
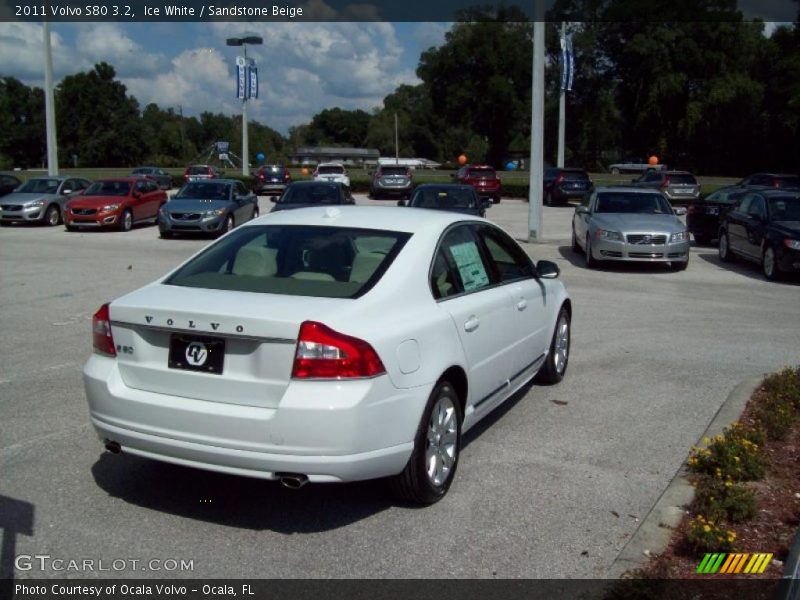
747 196 766 219
18 178 60 194
767 196 800 221
475 225 534 284
166 225 410 298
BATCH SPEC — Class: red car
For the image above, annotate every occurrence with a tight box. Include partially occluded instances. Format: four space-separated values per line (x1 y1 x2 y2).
253 164 292 195
64 178 167 232
455 164 502 203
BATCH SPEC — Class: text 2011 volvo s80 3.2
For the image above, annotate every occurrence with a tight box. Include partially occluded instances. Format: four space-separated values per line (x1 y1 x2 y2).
84 206 572 504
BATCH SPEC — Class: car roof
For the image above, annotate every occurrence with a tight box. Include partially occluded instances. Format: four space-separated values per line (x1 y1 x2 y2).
750 189 800 198
595 186 667 194
28 175 69 181
249 205 485 234
185 178 236 185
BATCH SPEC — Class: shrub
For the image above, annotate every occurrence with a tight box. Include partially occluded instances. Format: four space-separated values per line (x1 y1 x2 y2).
688 424 766 481
761 366 800 411
693 477 757 523
685 515 737 553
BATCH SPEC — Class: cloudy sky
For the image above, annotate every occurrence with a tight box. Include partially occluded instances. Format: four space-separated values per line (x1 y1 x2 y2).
0 20 452 134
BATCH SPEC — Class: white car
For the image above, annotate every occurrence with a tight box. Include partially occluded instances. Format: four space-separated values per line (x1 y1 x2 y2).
84 207 572 504
313 163 350 188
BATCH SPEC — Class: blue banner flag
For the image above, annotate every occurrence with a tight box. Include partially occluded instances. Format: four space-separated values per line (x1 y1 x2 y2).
235 56 246 99
560 35 574 92
247 64 258 99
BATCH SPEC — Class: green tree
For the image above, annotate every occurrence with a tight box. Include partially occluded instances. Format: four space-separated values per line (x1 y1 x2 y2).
55 62 145 167
0 77 46 168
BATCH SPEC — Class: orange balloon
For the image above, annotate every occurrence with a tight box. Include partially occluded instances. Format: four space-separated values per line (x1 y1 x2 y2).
301 167 309 177
458 154 468 166
648 155 659 166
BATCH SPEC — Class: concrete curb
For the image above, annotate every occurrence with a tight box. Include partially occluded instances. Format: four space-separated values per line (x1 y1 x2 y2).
777 527 800 600
607 376 764 579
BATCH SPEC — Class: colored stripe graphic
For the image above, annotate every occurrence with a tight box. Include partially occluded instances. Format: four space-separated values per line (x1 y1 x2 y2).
697 552 773 575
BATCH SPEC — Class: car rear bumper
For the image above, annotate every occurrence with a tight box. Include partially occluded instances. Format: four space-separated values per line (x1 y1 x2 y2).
83 354 422 482
593 238 690 262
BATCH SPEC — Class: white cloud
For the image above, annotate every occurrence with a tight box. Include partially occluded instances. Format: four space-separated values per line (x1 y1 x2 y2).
0 22 74 81
74 24 166 77
413 22 452 51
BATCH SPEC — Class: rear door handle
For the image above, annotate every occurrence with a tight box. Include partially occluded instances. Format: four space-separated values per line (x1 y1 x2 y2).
464 316 480 332
516 299 527 311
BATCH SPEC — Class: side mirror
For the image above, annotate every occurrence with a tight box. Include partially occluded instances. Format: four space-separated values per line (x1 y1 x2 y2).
575 205 590 215
674 207 687 216
397 199 407 207
270 196 278 203
537 260 560 279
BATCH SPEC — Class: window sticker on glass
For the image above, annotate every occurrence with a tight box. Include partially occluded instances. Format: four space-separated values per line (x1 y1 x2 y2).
449 241 490 291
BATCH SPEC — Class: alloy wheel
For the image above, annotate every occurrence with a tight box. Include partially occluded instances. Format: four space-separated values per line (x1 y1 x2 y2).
425 396 458 487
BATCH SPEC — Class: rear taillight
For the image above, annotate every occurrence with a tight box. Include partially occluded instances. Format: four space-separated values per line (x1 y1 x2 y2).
92 303 116 357
292 321 385 379
661 176 671 188
772 178 780 188
687 205 699 214
554 174 564 185
184 172 189 180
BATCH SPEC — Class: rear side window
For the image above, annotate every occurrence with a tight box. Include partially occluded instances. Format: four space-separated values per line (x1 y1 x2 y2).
475 225 534 283
166 225 410 298
431 225 491 299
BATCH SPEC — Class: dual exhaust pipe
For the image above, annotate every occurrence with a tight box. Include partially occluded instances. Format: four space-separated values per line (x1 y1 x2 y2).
104 440 309 490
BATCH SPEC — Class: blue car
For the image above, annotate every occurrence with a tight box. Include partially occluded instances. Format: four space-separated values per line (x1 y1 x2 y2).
158 179 259 238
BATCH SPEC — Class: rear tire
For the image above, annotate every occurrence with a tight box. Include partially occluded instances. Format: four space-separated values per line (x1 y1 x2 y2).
536 307 570 385
719 231 735 263
252 205 259 219
391 381 462 505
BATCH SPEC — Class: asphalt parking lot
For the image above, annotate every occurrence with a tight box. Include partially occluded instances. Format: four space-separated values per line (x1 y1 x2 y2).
2 194 799 580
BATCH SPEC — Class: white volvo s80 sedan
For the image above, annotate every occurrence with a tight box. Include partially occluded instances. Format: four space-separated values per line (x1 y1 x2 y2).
84 206 572 504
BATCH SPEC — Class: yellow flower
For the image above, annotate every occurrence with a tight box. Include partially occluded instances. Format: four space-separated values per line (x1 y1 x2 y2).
734 457 740 462
703 525 711 533
703 437 711 445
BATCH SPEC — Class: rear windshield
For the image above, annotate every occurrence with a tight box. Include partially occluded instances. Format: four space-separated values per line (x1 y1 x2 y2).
768 196 800 221
776 176 800 188
165 225 410 298
175 182 230 200
132 168 152 175
380 167 408 176
468 168 496 178
596 192 673 214
562 170 589 180
280 184 342 205
17 178 60 194
411 187 476 209
317 166 344 174
188 166 210 175
84 181 131 196
668 173 697 185
261 166 284 174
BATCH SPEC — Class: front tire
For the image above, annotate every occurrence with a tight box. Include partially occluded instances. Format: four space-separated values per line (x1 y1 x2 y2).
536 307 570 385
391 381 462 505
611 168 620 175
493 194 501 204
585 235 598 269
252 205 260 219
219 214 234 236
719 231 735 263
119 209 133 232
44 204 60 226
762 246 781 281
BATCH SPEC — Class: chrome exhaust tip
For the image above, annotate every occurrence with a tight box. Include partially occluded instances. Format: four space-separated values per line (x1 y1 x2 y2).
276 473 308 489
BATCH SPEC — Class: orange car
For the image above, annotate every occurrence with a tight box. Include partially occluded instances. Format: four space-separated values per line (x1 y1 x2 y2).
64 178 167 232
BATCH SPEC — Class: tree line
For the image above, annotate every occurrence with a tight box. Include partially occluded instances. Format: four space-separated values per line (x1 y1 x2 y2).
1 1 798 176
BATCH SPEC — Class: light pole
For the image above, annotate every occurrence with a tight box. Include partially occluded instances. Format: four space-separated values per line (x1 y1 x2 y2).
226 35 262 177
43 21 58 175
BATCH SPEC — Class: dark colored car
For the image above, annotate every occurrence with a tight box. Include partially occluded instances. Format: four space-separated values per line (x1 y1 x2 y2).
543 168 592 206
1 176 90 226
718 190 800 280
455 164 502 203
631 170 700 203
686 186 748 245
0 173 21 197
370 164 413 199
159 179 259 238
132 167 172 190
65 178 166 232
270 181 354 212
184 165 221 182
736 173 800 190
398 184 491 217
253 165 292 196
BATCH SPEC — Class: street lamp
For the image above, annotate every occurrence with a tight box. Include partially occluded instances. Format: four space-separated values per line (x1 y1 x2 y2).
226 35 263 177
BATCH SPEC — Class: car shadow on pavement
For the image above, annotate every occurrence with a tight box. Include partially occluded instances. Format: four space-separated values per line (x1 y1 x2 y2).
91 453 394 533
696 251 800 286
556 245 678 274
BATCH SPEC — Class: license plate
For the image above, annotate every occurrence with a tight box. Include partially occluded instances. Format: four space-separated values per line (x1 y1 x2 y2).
168 334 225 375
706 207 719 215
675 188 692 194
